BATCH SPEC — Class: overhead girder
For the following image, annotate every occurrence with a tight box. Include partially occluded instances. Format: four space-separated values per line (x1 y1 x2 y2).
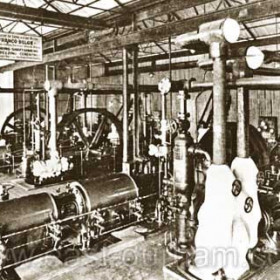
0 0 280 73
0 2 108 31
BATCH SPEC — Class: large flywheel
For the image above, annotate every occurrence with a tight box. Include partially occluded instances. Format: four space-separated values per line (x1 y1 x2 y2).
1 106 46 151
199 122 270 167
57 108 123 160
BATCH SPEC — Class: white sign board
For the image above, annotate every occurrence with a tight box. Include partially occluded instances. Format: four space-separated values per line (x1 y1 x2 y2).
0 32 42 61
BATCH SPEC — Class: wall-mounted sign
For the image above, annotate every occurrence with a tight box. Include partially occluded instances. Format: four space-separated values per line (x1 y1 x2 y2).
0 32 42 62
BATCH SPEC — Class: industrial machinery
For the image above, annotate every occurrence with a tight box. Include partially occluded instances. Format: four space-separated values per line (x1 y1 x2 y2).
1 16 280 280
0 172 158 279
154 18 280 280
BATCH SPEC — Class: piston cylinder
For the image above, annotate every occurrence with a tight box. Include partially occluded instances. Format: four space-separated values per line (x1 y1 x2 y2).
70 173 139 211
0 193 58 235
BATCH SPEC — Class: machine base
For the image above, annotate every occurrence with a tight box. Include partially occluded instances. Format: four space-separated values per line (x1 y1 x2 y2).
163 260 265 280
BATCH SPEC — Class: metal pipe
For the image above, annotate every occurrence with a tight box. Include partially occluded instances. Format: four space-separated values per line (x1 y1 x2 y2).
191 77 280 90
132 45 140 160
177 90 186 121
48 87 58 159
143 93 147 142
45 65 49 132
82 91 88 129
122 47 130 173
237 87 249 158
161 92 167 145
211 42 227 165
255 67 280 76
35 93 41 155
161 91 168 178
188 146 211 164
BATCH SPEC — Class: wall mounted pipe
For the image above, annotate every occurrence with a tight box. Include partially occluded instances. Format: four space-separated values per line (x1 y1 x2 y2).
190 77 280 91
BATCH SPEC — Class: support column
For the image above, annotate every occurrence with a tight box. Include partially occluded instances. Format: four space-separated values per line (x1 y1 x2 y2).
211 42 227 165
122 47 130 174
237 87 249 158
132 45 139 160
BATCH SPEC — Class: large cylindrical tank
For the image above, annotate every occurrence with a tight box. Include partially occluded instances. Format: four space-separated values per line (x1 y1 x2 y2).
0 193 58 235
173 132 194 198
70 173 139 211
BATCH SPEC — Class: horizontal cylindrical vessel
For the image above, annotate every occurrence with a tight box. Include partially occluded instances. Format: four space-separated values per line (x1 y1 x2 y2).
70 173 139 211
0 193 57 235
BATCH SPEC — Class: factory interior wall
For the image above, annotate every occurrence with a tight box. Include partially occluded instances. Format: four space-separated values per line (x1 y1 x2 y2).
12 65 280 138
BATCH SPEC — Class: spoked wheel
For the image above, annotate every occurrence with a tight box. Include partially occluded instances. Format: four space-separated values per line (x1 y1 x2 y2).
199 122 270 167
1 106 46 152
57 108 123 160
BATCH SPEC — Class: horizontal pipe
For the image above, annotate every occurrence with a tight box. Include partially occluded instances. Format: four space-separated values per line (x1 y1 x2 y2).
254 67 280 76
106 61 198 76
0 81 187 95
191 77 280 91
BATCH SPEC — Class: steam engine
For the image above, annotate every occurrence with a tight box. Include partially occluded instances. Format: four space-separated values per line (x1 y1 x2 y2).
0 173 158 277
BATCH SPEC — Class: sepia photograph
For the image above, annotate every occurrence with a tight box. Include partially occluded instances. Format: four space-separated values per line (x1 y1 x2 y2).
0 0 278 279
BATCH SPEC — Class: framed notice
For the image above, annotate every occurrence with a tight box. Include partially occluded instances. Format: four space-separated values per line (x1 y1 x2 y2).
0 32 42 62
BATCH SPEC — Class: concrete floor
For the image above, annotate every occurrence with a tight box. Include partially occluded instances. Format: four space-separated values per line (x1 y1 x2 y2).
16 228 177 280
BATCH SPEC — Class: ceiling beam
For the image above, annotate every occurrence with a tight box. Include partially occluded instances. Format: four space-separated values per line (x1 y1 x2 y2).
134 0 214 23
43 0 213 50
1 0 280 73
101 0 213 27
0 2 108 31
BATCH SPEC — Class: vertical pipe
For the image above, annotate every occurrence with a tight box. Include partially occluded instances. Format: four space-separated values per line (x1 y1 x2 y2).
168 36 172 117
132 46 139 160
45 65 49 132
143 93 147 141
69 94 74 112
48 87 58 159
161 94 168 178
211 42 227 165
122 47 129 171
82 91 88 129
35 93 41 155
237 87 249 158
161 94 167 145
